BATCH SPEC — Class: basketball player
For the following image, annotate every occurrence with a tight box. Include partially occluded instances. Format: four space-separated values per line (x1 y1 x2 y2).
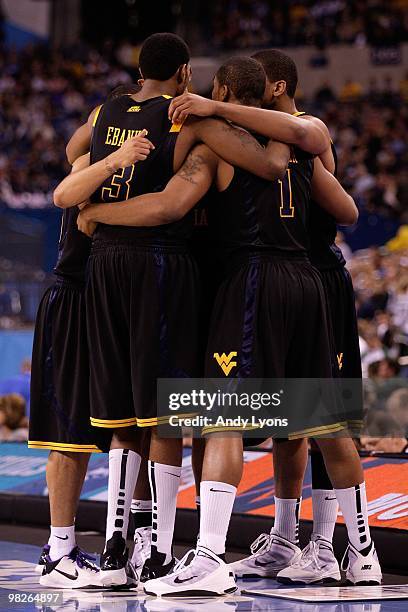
77 57 359 596
28 86 151 588
168 61 381 588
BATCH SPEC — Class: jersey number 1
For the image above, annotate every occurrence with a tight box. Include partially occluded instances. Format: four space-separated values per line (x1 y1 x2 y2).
278 169 294 218
101 165 135 202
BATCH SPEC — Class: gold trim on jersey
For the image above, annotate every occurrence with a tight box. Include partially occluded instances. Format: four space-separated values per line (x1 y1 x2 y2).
90 413 197 428
90 416 138 428
162 94 173 99
170 122 183 133
92 105 102 127
292 111 305 117
28 441 101 453
288 421 349 440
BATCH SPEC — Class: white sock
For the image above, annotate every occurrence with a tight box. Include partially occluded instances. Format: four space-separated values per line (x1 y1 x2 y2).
273 497 301 544
105 449 141 548
312 489 339 542
199 480 236 555
335 481 371 552
149 461 181 563
48 525 76 561
195 496 201 507
131 499 152 513
131 499 152 532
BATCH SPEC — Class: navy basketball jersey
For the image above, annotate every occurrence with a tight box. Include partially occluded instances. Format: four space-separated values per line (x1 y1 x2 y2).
210 136 314 259
90 94 192 243
53 207 91 284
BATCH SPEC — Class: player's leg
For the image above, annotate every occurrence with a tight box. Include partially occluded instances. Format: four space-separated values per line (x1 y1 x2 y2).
307 267 359 550
141 431 183 580
86 246 141 586
100 427 142 586
230 259 303 579
137 248 201 582
192 437 205 525
131 430 153 578
144 432 240 597
272 437 306 545
310 440 339 542
29 283 101 588
46 450 89 559
313 436 381 585
276 263 342 585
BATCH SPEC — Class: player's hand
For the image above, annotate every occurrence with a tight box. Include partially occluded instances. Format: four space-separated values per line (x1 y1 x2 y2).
77 206 97 237
169 93 216 124
108 130 154 170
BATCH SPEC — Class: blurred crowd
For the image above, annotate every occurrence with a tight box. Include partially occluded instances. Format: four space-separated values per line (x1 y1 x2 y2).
307 78 408 222
204 0 408 51
346 242 408 453
0 43 132 208
0 257 49 329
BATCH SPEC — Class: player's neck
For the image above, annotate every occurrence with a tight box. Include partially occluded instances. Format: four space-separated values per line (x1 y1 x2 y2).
132 79 178 101
276 97 297 115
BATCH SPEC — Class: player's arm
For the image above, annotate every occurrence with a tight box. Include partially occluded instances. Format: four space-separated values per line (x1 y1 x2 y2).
66 106 100 165
77 145 218 235
303 115 335 174
54 132 154 208
169 93 329 155
311 158 358 225
175 117 289 180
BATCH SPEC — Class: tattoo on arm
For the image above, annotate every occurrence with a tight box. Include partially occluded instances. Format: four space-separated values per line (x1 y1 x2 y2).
177 152 206 184
221 122 262 151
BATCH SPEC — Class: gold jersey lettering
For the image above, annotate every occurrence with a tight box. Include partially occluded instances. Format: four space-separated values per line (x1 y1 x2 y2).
105 127 149 146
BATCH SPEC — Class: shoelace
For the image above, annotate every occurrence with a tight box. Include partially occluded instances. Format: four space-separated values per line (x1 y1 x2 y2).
173 548 197 573
72 548 99 572
250 533 271 555
295 541 322 570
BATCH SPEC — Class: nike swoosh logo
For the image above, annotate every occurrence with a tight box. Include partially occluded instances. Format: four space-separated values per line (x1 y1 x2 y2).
325 497 337 501
210 488 233 493
55 568 79 581
55 535 69 540
174 575 198 584
164 472 180 478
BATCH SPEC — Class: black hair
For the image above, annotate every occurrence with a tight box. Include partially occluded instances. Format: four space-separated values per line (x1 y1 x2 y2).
215 56 265 106
107 83 141 100
252 49 298 98
139 32 190 81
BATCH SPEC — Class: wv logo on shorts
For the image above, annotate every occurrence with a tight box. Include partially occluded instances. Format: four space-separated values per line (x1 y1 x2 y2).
127 105 141 112
337 352 343 371
213 352 237 376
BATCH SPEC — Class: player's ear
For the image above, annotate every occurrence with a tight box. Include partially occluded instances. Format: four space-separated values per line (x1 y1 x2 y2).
219 84 229 102
274 80 287 97
179 64 191 89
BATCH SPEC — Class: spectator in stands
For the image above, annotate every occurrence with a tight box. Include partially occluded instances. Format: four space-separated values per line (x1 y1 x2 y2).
0 358 31 416
0 393 28 442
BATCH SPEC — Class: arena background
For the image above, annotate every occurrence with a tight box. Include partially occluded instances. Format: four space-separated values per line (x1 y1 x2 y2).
0 0 407 604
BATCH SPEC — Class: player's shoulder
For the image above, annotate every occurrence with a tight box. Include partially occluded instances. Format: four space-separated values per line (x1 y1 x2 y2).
300 113 333 146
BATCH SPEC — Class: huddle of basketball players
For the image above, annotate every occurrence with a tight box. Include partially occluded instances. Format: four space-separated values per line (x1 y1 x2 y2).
28 33 382 596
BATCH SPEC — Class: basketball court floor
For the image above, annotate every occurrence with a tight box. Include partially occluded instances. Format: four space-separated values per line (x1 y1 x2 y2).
1 527 407 612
